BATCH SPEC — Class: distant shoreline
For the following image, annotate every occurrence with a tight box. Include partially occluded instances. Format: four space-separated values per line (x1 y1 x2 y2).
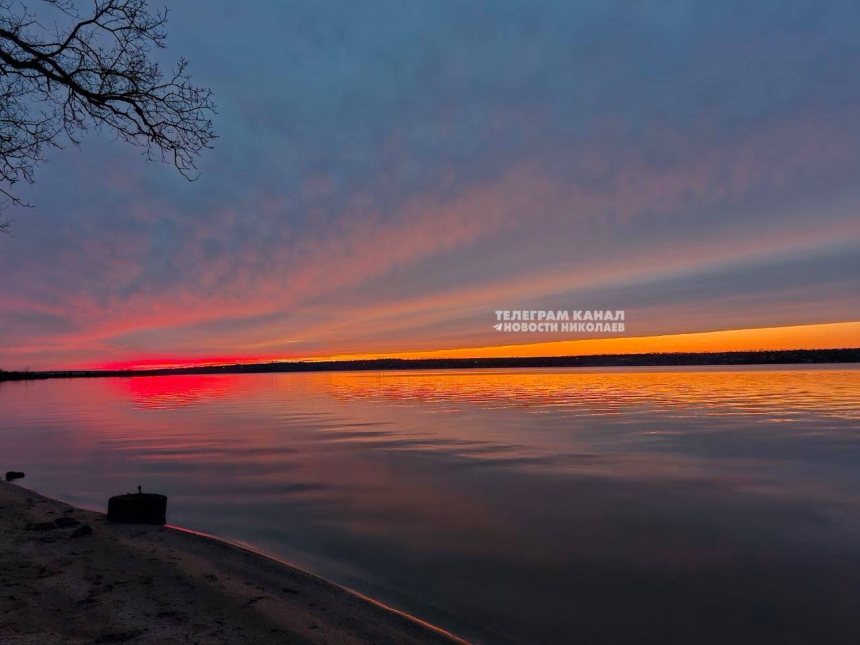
2 348 859 381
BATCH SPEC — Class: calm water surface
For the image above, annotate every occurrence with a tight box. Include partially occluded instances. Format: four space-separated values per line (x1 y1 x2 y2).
2 366 860 644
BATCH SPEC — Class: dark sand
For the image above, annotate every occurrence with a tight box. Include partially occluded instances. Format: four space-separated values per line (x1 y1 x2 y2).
0 481 467 645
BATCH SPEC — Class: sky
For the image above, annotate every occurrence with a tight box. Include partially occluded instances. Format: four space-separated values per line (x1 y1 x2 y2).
2 0 860 370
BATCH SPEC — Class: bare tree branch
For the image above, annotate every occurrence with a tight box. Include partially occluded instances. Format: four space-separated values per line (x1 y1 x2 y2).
0 0 216 219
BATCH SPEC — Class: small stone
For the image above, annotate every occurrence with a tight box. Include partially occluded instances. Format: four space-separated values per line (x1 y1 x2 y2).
54 517 80 528
26 521 57 532
70 525 93 538
4 471 25 481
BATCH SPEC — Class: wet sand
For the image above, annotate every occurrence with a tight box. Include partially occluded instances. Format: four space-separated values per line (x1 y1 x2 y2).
0 481 466 645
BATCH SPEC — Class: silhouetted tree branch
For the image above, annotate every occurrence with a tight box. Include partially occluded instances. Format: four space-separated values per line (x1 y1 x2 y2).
0 0 216 229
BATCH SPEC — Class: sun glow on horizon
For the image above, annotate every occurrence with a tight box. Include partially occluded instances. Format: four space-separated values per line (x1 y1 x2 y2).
87 321 860 371
95 355 268 371
307 321 860 363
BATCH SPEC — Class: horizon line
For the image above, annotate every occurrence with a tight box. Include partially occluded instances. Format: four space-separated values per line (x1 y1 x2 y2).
3 347 859 380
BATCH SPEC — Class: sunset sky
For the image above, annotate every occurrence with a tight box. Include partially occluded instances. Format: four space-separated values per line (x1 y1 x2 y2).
2 1 860 370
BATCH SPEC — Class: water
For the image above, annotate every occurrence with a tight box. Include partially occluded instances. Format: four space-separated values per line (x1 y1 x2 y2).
2 366 860 644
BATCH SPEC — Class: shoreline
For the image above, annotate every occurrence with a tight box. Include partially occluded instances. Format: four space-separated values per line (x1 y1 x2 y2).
1 348 859 382
0 481 468 645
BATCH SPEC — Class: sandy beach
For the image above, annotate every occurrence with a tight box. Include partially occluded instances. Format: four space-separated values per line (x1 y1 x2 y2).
0 481 466 645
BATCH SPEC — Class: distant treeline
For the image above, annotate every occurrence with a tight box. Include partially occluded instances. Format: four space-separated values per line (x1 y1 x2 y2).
1 348 859 382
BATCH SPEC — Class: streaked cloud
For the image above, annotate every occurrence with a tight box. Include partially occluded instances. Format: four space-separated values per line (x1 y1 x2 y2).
1 1 859 369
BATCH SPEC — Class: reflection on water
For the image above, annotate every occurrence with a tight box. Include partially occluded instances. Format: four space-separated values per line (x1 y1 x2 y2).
115 374 241 409
2 367 860 644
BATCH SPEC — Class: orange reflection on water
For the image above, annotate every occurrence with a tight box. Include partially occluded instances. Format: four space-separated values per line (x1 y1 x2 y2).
325 366 860 420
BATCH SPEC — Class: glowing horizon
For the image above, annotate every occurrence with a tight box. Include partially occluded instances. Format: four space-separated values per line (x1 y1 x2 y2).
310 321 860 362
80 321 860 372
